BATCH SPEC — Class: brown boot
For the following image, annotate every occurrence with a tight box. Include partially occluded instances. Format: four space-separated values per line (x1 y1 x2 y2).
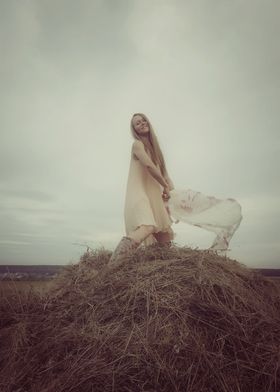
108 236 140 269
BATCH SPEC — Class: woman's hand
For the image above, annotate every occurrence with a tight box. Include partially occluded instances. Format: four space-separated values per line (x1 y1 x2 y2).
162 185 170 201
164 175 175 192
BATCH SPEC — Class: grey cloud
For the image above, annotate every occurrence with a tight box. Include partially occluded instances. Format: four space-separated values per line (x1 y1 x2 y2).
24 0 137 76
0 188 55 202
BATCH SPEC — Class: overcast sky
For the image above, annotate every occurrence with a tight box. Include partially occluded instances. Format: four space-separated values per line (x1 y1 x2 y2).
1 0 279 267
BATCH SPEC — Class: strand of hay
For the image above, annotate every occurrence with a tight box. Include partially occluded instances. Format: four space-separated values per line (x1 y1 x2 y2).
0 244 279 392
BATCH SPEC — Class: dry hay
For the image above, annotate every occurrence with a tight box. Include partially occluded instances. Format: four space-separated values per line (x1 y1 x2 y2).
0 244 280 392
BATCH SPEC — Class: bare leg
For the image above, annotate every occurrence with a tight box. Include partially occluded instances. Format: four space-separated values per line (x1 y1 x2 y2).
127 225 156 244
153 229 173 247
108 225 156 267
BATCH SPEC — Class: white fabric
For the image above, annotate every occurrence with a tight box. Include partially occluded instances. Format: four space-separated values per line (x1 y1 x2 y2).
166 188 242 250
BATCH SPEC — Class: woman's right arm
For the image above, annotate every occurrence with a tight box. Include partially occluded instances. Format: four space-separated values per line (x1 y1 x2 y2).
164 172 175 191
132 141 169 189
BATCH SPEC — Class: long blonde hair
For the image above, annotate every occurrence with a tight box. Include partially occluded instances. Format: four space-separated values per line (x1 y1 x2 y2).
130 113 167 177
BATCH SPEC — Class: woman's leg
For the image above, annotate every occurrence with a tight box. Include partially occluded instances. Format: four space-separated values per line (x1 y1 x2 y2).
108 225 156 267
152 228 174 247
127 224 156 244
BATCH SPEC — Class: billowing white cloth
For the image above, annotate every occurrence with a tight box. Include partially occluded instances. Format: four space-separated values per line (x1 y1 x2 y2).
166 189 242 250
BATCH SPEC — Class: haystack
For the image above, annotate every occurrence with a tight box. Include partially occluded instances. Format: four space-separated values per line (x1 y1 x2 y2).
0 244 279 392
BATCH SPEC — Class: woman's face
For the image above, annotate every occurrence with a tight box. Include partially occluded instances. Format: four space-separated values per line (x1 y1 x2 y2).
132 115 150 135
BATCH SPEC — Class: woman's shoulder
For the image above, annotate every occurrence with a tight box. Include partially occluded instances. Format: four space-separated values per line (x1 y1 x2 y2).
132 139 143 146
131 140 144 161
132 139 145 151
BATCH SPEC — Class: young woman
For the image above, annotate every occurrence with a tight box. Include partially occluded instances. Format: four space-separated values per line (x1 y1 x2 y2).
108 113 175 267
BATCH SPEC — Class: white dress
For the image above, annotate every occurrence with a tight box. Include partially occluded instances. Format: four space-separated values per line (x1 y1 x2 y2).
124 144 174 246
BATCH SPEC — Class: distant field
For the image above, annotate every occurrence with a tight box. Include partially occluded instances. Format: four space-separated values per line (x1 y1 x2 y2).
0 280 55 297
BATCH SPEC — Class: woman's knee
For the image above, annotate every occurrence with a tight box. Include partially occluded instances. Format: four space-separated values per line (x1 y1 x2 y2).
153 228 174 243
127 224 156 243
140 224 156 236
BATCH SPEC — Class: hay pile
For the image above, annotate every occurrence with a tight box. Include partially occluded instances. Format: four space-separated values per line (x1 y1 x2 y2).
0 244 280 392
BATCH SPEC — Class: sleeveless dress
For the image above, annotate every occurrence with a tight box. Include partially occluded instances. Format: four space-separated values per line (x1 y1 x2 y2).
124 143 174 246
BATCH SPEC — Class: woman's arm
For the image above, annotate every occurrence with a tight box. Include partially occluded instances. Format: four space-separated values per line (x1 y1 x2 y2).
132 141 169 189
164 171 175 191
